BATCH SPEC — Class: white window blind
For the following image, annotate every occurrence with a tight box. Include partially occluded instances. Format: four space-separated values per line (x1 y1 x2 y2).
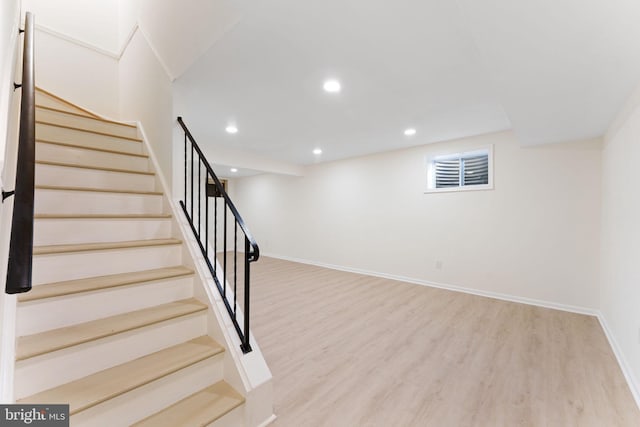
426 147 493 192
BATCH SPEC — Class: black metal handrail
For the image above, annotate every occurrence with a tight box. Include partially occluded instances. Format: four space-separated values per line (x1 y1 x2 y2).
4 12 35 295
177 117 259 353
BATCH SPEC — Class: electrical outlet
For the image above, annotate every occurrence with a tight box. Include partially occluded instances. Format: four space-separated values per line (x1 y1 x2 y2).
435 260 443 270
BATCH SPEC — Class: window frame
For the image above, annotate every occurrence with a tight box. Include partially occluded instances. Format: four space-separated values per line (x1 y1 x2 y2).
424 145 494 194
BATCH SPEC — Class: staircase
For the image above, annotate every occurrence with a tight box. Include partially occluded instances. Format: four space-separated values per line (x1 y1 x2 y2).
13 88 247 426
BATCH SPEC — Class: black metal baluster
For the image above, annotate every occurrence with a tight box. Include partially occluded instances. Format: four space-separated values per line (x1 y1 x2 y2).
198 160 201 238
234 221 238 315
184 134 187 205
214 189 217 276
223 201 227 297
205 171 209 257
242 237 252 353
190 144 194 219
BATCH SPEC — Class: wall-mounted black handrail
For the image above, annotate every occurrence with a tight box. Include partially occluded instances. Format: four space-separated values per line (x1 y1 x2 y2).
5 12 36 295
177 117 259 353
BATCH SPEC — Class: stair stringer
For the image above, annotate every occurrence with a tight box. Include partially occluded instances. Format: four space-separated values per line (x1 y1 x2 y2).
136 122 275 427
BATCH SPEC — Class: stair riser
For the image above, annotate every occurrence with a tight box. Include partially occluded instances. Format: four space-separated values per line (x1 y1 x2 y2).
36 142 150 172
36 108 139 139
36 123 143 154
35 190 164 216
36 93 91 116
33 245 182 285
70 356 223 426
36 164 156 192
34 218 172 246
14 314 209 399
18 277 195 336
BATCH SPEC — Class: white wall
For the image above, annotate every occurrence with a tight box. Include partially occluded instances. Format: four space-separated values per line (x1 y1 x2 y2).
0 0 20 170
34 31 119 117
0 0 22 402
21 0 173 177
600 84 640 403
20 0 120 117
119 29 174 190
22 0 120 52
233 131 603 311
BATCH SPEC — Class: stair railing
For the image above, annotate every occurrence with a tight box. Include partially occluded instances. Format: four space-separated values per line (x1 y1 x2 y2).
177 117 259 353
3 12 36 294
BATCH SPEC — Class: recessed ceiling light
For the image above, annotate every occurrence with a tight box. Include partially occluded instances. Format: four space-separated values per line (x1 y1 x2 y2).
230 168 238 173
313 148 322 155
404 128 417 136
323 79 341 93
225 125 238 134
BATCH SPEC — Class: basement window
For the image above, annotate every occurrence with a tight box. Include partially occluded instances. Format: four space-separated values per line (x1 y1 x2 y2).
425 146 493 193
206 178 228 197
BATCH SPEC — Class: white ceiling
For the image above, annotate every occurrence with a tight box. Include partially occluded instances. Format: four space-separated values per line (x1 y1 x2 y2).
212 163 262 179
173 0 640 166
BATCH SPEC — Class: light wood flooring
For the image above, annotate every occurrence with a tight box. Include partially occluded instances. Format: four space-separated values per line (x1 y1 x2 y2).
245 256 639 427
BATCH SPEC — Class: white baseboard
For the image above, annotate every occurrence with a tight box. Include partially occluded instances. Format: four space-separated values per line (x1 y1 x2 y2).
257 414 277 427
264 253 598 316
597 313 640 411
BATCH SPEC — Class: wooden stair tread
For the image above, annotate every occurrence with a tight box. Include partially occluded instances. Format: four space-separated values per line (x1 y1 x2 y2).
19 266 194 302
36 105 138 129
35 185 162 195
16 299 208 361
36 120 143 142
37 139 148 158
34 238 181 255
133 382 244 427
35 213 172 220
36 160 154 176
18 336 224 415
